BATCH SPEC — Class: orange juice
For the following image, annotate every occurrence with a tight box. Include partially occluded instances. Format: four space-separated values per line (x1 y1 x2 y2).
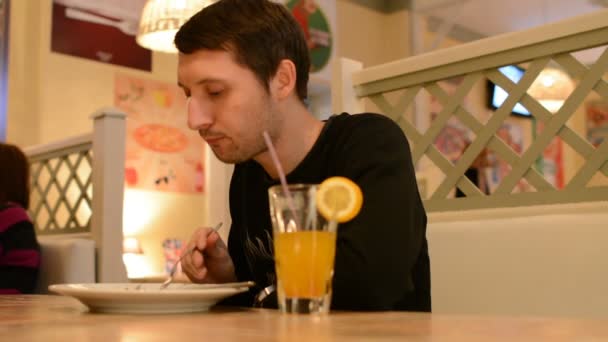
274 231 337 298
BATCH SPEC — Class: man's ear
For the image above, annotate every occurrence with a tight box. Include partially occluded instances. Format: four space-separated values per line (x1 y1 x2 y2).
270 59 297 101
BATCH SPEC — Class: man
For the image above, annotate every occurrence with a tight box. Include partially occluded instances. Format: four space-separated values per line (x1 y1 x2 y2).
177 0 430 311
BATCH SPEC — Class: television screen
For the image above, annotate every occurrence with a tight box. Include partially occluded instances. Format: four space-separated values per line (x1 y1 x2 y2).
488 65 531 117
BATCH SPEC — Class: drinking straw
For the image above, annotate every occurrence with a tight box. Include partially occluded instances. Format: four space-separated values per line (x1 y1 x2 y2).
262 131 299 225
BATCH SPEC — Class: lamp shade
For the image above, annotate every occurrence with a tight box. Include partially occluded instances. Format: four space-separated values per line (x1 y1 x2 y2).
528 67 575 113
136 0 215 53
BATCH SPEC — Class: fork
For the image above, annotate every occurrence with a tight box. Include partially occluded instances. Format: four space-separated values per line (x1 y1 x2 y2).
160 222 223 289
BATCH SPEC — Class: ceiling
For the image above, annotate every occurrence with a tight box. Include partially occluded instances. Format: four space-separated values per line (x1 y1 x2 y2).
348 0 608 63
349 0 605 36
421 0 605 37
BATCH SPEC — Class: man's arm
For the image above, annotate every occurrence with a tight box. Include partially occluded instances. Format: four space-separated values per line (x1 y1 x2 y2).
330 114 428 311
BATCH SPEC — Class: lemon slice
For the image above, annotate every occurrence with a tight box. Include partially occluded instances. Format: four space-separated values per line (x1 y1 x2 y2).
316 176 363 223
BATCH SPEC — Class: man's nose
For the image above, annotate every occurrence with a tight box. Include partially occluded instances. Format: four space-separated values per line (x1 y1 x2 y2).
187 97 213 131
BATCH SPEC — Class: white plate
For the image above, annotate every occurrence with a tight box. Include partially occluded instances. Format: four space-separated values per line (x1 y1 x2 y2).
49 282 253 314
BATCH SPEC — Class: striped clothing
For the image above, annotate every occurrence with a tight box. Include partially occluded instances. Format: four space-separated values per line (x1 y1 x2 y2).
0 204 40 294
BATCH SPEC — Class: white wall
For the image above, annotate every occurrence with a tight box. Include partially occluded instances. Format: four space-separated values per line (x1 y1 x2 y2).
7 0 205 275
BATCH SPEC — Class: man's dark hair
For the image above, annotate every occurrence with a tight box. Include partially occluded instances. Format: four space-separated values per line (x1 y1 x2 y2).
0 143 30 209
175 0 310 102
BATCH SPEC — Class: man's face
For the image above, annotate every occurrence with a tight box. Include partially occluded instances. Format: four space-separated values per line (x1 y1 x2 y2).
178 49 279 164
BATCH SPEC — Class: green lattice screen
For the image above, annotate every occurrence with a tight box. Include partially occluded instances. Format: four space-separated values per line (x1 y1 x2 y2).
28 144 93 234
356 47 608 211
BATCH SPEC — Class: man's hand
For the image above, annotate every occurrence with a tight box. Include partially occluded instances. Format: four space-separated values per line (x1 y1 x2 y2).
181 226 237 283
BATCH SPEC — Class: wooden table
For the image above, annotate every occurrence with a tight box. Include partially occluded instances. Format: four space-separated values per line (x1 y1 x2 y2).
2 295 608 341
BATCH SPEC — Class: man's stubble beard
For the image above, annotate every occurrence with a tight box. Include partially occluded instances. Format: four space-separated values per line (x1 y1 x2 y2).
212 101 281 165
210 138 267 165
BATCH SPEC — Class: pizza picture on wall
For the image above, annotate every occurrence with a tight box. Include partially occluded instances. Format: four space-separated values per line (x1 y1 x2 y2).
132 124 190 153
115 73 205 194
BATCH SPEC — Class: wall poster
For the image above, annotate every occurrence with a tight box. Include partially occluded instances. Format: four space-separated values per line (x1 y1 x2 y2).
586 99 608 147
430 76 473 163
115 74 205 194
485 122 530 193
535 121 565 189
281 0 336 86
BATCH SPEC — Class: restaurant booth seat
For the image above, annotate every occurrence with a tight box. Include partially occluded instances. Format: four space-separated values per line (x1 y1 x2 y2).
35 236 96 293
427 201 608 318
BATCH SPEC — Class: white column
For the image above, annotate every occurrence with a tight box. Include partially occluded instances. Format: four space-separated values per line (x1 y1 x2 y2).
90 107 128 283
331 57 364 114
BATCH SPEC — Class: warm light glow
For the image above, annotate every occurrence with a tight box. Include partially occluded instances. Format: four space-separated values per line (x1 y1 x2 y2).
175 0 188 9
538 100 565 114
123 253 155 278
528 67 575 113
123 189 165 236
541 75 555 88
123 237 143 254
136 0 216 53
122 236 153 278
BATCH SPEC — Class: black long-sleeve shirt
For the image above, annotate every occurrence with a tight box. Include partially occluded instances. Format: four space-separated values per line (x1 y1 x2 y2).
226 113 430 311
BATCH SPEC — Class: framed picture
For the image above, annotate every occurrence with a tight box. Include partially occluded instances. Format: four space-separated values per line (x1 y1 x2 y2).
0 0 9 141
485 122 531 193
586 99 608 147
278 0 335 87
534 120 564 189
430 76 473 163
51 0 151 71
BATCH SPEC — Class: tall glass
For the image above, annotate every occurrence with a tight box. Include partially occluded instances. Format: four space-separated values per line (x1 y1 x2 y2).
268 184 337 314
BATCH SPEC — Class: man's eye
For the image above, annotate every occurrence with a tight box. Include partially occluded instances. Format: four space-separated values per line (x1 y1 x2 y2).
208 90 223 97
